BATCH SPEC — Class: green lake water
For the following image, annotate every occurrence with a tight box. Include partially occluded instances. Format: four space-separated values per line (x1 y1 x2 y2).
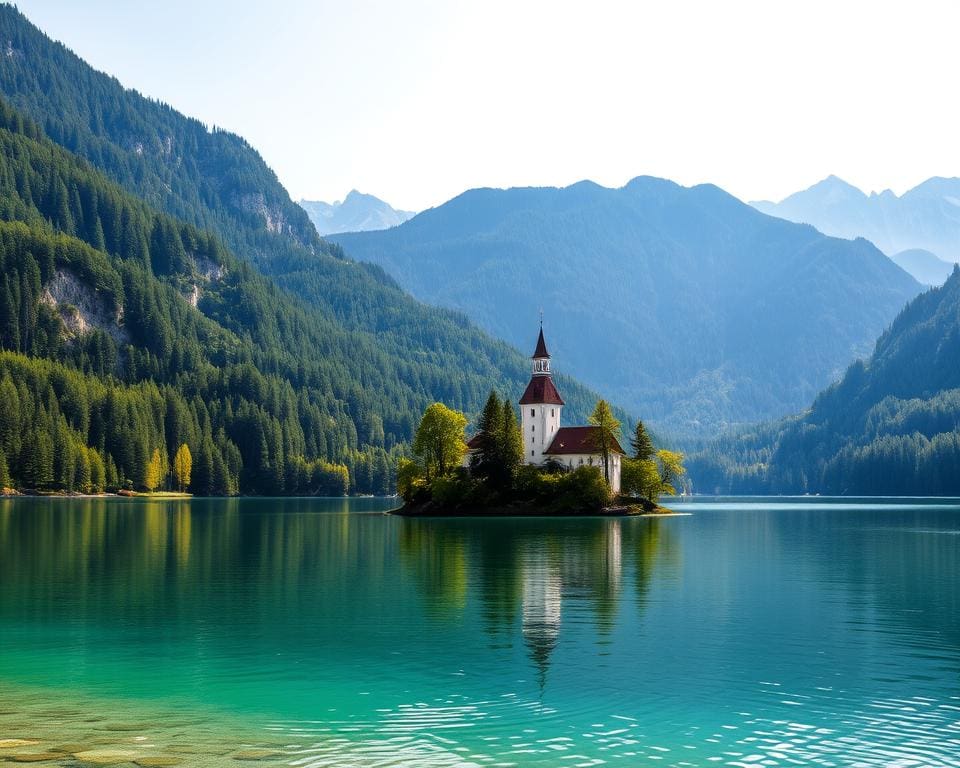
0 496 958 766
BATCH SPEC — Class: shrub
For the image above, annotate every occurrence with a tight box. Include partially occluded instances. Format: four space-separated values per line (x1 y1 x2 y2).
515 464 609 513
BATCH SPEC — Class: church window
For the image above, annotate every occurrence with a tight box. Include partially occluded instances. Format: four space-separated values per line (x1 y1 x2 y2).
551 409 555 417
530 409 535 417
531 450 535 456
531 424 535 432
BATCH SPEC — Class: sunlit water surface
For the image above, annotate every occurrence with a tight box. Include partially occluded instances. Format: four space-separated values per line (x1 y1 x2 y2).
1 496 958 767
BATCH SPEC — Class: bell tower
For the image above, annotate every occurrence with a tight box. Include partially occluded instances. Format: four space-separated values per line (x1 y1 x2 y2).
519 323 564 464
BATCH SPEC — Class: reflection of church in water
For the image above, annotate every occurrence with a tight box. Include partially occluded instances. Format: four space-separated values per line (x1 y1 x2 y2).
520 520 623 693
401 513 671 696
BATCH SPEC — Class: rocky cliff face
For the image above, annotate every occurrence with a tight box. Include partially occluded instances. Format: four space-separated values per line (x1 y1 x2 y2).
40 268 129 344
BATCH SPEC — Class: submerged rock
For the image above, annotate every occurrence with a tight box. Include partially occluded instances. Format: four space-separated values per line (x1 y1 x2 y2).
0 740 42 749
10 753 68 762
51 744 92 754
232 749 282 761
73 748 138 764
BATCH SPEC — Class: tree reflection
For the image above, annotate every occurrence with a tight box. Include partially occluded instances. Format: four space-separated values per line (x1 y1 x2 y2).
0 500 680 698
397 515 680 693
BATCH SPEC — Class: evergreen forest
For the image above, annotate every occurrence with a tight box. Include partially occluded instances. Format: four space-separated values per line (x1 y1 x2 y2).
0 8 617 495
689 266 960 495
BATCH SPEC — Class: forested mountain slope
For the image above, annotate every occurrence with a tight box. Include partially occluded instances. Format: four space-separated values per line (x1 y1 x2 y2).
0 11 615 495
333 178 921 436
689 265 960 494
0 6 608 429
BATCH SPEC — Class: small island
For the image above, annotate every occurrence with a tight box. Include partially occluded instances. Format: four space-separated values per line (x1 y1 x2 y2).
392 326 685 517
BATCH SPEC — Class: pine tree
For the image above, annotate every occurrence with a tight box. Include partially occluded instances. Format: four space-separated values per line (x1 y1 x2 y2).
89 448 106 493
105 453 119 490
631 420 655 461
500 397 523 489
75 443 91 494
0 376 20 458
0 447 9 490
22 428 53 490
470 390 504 483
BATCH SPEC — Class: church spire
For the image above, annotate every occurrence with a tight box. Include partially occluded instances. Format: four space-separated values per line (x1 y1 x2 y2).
520 324 563 404
532 326 550 361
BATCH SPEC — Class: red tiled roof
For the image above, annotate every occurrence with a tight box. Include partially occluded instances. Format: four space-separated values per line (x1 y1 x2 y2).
519 375 565 405
543 426 626 456
532 327 550 359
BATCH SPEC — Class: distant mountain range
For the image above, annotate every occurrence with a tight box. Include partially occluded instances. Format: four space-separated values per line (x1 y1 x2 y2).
299 191 413 235
690 263 960 495
332 178 922 437
752 176 960 273
890 249 956 287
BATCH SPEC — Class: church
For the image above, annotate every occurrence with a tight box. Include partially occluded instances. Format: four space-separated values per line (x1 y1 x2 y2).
467 326 625 492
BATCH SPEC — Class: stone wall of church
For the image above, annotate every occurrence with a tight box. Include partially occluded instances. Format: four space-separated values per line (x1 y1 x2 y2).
521 403 561 463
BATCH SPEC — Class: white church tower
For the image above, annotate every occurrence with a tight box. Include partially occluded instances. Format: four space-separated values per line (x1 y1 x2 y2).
519 326 564 464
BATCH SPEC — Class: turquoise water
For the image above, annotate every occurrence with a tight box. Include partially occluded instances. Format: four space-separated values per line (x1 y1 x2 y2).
1 497 959 766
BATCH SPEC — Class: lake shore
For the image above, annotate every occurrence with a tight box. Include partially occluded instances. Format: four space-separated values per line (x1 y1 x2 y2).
0 489 193 499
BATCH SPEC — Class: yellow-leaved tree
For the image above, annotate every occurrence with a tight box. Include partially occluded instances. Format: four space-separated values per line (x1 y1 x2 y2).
144 448 163 492
411 402 468 481
173 443 192 493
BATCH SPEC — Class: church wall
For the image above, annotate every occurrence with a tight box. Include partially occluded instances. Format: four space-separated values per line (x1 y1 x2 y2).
521 403 561 464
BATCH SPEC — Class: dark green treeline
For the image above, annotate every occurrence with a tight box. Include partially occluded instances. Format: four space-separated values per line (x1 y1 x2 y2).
0 5 623 495
689 266 960 495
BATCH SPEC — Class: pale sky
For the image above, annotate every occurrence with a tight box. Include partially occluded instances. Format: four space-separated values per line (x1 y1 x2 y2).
13 0 960 212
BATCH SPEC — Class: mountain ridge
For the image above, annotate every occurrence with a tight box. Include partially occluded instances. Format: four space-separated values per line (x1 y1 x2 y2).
689 264 960 494
333 176 922 437
752 175 960 264
299 190 414 235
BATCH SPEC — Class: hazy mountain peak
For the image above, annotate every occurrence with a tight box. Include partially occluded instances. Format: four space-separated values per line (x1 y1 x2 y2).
752 175 960 262
891 248 955 286
299 191 414 236
904 176 960 200
797 175 866 203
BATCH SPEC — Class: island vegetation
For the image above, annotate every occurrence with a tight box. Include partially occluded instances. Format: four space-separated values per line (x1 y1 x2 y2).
394 394 686 516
